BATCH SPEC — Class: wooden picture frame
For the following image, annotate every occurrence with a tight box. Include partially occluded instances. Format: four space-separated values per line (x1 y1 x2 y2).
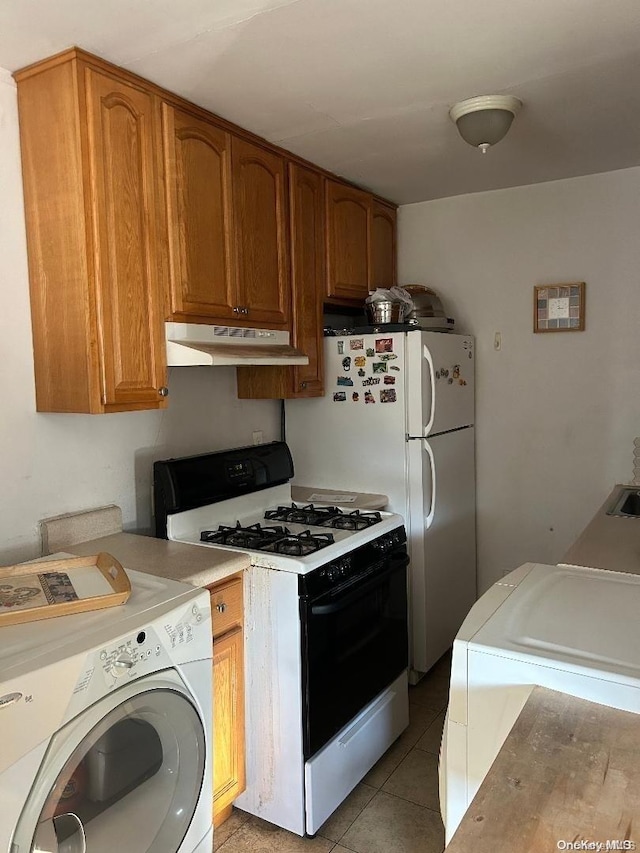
534 282 585 333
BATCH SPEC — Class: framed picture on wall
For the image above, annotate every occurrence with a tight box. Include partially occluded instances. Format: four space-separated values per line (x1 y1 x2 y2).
534 282 585 333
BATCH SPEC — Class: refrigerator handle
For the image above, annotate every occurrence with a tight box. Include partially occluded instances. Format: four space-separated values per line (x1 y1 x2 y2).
423 344 436 435
423 438 436 528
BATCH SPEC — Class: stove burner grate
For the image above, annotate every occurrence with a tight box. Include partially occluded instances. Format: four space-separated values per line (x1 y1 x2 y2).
264 503 382 530
200 521 335 554
261 530 335 556
200 522 288 549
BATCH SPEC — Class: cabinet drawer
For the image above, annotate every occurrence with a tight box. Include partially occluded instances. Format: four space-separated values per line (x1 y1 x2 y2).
210 577 243 638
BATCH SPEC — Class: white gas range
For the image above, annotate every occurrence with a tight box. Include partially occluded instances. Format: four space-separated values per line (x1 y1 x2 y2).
153 442 410 836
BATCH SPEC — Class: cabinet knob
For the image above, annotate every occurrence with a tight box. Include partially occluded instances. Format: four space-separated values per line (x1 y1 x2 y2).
300 382 308 390
241 307 249 315
216 602 226 613
158 386 169 397
233 306 240 314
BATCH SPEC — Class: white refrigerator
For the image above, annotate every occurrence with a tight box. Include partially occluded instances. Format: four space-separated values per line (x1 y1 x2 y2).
286 330 477 677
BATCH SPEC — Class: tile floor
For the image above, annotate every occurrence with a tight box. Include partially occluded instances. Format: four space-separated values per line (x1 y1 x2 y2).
215 652 451 853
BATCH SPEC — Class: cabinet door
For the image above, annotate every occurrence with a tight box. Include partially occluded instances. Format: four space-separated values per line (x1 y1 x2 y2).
162 104 236 320
326 180 371 301
236 162 325 400
289 164 325 396
85 69 167 409
371 199 397 288
213 626 245 824
232 137 290 326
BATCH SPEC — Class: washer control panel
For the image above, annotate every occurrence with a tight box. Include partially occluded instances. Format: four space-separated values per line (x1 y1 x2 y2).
98 630 161 680
67 596 209 714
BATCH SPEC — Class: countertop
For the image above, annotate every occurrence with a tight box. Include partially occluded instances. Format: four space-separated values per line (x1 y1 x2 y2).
291 485 388 510
67 532 249 588
445 686 640 851
561 484 640 575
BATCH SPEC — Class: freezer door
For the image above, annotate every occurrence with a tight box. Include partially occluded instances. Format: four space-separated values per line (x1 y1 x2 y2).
285 332 409 512
408 426 477 674
406 333 474 438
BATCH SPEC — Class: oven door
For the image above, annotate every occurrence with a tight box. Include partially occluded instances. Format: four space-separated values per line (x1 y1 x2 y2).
300 547 409 759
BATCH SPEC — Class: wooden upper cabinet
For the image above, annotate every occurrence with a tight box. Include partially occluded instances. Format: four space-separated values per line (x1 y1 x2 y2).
288 164 325 396
371 199 397 288
162 104 236 321
85 70 167 409
15 52 167 413
232 138 290 327
326 180 371 302
236 162 325 399
16 47 398 409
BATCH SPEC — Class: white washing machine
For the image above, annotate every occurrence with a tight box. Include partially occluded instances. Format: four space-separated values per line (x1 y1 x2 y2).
439 562 640 844
0 566 213 853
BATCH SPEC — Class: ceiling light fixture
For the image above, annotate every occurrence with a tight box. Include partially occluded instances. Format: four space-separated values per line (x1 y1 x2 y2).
449 95 523 154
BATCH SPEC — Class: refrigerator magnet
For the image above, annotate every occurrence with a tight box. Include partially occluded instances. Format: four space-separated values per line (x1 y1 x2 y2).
372 362 387 374
342 356 352 370
354 356 366 368
352 392 360 402
362 377 380 386
366 347 375 358
380 389 397 403
375 338 393 353
350 339 364 350
364 391 376 404
390 365 400 372
383 375 396 385
333 392 347 402
337 341 345 354
379 353 397 361
453 364 460 379
357 368 366 377
337 376 354 387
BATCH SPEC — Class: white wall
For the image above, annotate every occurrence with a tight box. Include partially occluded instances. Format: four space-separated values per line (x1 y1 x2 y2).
399 168 640 592
0 72 280 564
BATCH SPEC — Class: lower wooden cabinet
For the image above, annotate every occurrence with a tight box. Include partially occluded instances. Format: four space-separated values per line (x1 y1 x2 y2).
209 575 245 827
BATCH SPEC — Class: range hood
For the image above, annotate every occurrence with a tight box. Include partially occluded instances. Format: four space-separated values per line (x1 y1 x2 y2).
166 322 309 367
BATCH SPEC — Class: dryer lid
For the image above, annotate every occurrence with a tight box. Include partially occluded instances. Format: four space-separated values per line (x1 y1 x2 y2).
470 563 640 682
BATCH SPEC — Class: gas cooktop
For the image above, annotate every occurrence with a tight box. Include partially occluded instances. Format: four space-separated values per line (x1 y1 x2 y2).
199 504 383 556
154 442 404 574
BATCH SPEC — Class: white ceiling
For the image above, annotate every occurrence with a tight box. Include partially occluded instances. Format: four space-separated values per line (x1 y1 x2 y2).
2 0 640 203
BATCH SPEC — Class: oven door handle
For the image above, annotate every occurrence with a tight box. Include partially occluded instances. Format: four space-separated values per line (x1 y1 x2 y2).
310 553 409 616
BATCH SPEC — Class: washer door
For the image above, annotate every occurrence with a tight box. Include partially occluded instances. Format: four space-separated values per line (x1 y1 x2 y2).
13 671 206 853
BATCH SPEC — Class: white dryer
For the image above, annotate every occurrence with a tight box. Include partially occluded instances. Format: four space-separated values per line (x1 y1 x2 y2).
0 567 213 853
440 561 640 844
